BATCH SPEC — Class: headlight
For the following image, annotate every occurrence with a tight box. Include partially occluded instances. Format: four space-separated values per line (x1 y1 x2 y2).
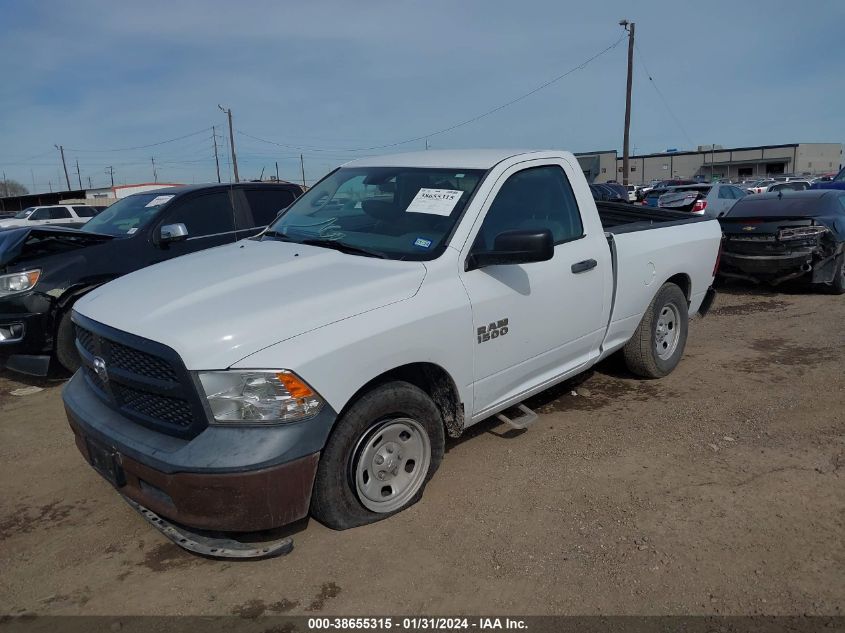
0 269 41 296
197 370 324 424
777 226 828 241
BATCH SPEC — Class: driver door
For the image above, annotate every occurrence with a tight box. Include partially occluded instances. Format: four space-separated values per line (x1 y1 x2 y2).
459 159 608 418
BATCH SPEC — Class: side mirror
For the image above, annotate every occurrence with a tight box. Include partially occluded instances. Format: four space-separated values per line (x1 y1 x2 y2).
466 229 554 271
159 223 189 243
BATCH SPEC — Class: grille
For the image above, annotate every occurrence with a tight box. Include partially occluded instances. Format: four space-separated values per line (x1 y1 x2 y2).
76 326 95 355
108 342 179 382
112 384 194 428
75 321 205 438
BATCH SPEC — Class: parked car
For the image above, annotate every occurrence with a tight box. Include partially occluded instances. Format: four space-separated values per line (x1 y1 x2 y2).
0 205 99 230
718 189 845 291
642 187 674 207
589 183 626 202
63 149 721 550
0 181 303 376
625 184 638 202
810 165 845 191
658 183 747 217
746 179 776 194
764 180 811 193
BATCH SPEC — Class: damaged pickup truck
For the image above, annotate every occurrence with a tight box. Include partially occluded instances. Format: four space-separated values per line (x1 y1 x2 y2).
718 189 845 292
63 149 721 555
0 182 302 376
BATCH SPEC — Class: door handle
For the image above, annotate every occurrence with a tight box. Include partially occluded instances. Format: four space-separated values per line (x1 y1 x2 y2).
571 259 598 274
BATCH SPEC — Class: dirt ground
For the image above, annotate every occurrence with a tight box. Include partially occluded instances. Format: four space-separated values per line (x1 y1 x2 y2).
1 283 843 617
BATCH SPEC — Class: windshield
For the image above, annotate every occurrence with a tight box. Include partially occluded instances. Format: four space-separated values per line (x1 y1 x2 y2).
81 192 176 236
14 207 35 219
834 167 845 183
265 167 485 260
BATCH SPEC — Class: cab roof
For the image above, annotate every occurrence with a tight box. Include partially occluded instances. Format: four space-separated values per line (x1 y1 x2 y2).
343 149 566 170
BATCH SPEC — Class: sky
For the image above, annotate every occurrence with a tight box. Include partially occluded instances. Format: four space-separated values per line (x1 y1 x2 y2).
0 0 843 193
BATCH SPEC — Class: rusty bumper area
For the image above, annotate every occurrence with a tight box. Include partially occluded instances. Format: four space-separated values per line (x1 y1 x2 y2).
68 415 320 533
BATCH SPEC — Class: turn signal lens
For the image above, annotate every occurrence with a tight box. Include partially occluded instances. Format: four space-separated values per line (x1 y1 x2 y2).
276 371 314 399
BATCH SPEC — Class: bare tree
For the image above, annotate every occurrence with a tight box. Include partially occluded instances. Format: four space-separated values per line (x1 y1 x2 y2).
0 178 28 197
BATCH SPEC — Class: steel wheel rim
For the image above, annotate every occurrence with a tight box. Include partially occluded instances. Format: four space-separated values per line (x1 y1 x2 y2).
655 302 681 360
352 418 431 513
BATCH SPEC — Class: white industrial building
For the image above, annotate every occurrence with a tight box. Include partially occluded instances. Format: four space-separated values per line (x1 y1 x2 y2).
577 143 842 184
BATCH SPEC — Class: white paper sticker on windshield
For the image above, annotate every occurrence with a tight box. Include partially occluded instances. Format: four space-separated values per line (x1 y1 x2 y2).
145 195 174 208
127 227 138 234
405 189 463 216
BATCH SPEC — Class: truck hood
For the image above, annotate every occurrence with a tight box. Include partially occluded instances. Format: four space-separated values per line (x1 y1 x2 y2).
76 238 427 369
0 226 113 268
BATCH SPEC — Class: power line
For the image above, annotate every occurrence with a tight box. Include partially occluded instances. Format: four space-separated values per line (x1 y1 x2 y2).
64 127 213 153
633 41 695 148
239 33 626 154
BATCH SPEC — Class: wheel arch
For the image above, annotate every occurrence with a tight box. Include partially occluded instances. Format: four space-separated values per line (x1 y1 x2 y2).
336 362 465 439
663 272 691 303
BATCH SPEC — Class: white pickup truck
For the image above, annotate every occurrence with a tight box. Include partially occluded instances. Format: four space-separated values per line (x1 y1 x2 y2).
63 150 721 551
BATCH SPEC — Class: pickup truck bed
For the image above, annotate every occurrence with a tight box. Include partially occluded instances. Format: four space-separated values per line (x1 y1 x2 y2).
597 200 705 232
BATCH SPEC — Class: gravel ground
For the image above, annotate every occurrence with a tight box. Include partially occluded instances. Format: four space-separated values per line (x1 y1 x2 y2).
0 283 843 617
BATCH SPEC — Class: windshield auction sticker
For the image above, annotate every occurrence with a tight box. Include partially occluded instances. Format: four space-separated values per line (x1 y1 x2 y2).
405 188 463 216
145 195 175 208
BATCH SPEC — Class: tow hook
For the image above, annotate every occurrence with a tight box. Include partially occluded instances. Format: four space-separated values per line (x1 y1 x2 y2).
122 496 293 560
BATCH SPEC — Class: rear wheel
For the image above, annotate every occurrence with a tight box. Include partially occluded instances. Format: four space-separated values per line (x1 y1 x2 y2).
623 283 689 378
55 311 81 374
311 381 445 530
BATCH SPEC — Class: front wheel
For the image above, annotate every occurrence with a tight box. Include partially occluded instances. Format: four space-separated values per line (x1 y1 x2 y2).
826 253 845 295
623 283 689 378
311 381 445 530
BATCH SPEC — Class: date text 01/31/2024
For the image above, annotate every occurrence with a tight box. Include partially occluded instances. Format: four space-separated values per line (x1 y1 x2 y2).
307 617 528 629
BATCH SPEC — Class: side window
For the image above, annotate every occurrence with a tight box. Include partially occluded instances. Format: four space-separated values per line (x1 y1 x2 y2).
477 165 583 250
731 186 746 198
718 186 733 199
49 207 72 219
29 208 50 220
243 189 297 227
164 192 236 237
72 206 96 217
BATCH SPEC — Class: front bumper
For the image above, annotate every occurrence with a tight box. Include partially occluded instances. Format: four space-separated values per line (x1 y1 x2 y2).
63 372 337 532
0 292 55 376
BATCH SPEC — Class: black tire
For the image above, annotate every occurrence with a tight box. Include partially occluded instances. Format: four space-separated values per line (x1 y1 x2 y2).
311 380 445 530
826 253 845 295
623 283 689 379
55 311 81 374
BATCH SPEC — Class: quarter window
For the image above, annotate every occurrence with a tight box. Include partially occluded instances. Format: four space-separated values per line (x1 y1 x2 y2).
476 165 583 250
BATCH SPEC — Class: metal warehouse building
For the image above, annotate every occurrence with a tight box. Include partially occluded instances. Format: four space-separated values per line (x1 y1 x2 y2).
577 143 842 184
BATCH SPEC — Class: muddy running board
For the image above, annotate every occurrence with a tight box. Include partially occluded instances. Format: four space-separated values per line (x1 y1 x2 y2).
122 496 293 560
496 403 538 430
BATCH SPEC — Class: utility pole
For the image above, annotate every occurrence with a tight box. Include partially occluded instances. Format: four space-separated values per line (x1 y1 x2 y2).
105 166 115 187
2 171 6 197
88 176 93 188
619 19 635 187
212 125 221 183
218 105 239 182
55 144 71 190
275 161 279 182
31 169 36 194
151 157 158 183
300 154 306 188
75 159 83 189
